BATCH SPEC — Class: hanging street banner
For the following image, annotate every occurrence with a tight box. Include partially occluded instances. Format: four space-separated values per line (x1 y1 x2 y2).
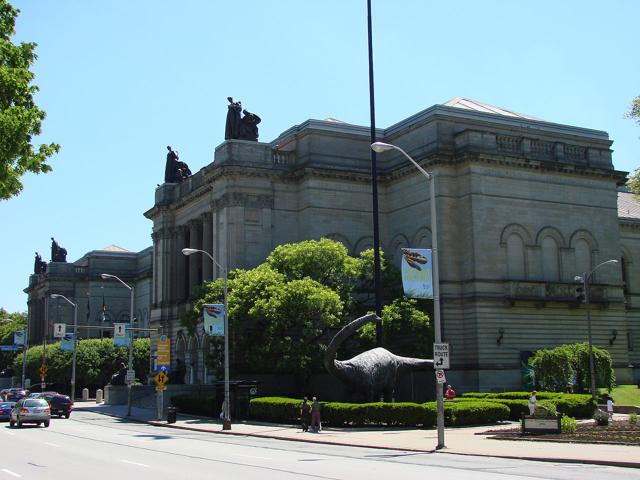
60 333 76 352
14 330 25 346
400 248 433 299
203 304 225 336
157 335 171 372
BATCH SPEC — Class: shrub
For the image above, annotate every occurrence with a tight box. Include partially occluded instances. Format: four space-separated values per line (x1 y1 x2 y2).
248 397 302 423
170 395 217 417
629 413 638 425
554 394 595 418
460 391 559 400
561 415 577 433
443 401 509 426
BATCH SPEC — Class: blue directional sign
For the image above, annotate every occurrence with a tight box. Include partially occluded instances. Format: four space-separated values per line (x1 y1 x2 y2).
0 345 20 351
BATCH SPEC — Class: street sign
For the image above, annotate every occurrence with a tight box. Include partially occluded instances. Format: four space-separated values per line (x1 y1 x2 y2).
40 382 46 389
154 370 169 386
53 323 66 338
0 345 20 351
155 384 167 392
433 342 450 369
125 369 135 385
39 364 48 377
114 323 127 338
435 369 447 384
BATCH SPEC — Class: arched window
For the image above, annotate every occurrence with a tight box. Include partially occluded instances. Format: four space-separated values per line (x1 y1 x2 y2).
506 234 526 279
541 236 560 281
574 239 591 276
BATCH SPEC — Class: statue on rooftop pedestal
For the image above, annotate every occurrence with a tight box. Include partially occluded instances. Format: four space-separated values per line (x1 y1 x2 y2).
164 146 191 183
34 252 47 274
50 237 67 263
225 97 261 142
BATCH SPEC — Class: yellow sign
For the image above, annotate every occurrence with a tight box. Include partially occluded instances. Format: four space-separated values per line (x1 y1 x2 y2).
39 364 48 377
154 371 169 386
155 384 167 392
157 336 170 367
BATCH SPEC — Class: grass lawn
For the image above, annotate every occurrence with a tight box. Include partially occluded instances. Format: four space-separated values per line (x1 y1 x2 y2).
599 384 640 405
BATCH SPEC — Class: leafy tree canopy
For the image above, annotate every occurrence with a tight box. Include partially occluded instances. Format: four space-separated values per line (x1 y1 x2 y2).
183 238 433 381
0 307 26 343
0 0 59 200
529 342 615 393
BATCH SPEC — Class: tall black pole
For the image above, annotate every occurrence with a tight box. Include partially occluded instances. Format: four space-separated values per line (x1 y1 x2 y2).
367 0 382 345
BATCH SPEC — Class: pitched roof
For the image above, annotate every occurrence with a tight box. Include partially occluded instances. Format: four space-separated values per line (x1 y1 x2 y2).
618 191 640 220
442 97 543 121
100 244 130 252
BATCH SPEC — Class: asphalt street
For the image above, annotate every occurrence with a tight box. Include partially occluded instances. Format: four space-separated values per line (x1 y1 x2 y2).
1 411 638 480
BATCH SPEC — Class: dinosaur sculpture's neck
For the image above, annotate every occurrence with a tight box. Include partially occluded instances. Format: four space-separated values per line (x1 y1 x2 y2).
323 313 379 375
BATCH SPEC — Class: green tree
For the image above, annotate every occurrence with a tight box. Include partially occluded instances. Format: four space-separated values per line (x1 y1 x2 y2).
13 338 150 395
359 298 432 358
183 238 433 386
0 0 59 200
625 96 640 195
0 307 26 370
529 342 615 392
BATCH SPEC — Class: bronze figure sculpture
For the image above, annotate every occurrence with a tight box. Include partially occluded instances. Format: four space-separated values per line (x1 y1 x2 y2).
164 146 191 183
34 252 47 273
225 97 261 141
50 237 67 262
324 313 434 401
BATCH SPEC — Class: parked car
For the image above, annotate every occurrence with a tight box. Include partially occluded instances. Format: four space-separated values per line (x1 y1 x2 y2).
0 401 16 421
10 398 51 427
5 389 26 402
41 394 73 418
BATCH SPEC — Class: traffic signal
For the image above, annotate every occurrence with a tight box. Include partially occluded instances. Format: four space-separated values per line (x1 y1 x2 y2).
575 285 586 303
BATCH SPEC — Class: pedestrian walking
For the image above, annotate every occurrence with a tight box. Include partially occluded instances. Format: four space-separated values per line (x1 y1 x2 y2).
310 396 322 432
606 395 615 419
300 396 311 432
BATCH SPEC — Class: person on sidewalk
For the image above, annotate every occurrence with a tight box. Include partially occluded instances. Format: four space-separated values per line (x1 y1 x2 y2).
528 390 537 415
310 396 322 432
445 384 456 400
300 397 311 432
606 395 615 419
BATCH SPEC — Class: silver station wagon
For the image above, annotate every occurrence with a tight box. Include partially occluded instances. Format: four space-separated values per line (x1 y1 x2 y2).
10 398 51 428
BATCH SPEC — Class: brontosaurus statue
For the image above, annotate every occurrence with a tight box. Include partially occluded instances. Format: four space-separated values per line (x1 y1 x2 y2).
323 313 434 401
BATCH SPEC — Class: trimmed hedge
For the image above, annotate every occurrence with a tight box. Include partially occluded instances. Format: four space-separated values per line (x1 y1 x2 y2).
170 394 217 417
459 392 594 419
249 397 510 428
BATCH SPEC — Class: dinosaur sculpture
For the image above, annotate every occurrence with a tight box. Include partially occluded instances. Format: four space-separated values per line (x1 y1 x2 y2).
324 313 434 401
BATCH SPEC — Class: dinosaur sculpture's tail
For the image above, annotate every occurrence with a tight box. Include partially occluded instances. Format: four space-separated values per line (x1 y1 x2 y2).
323 313 379 376
395 354 434 372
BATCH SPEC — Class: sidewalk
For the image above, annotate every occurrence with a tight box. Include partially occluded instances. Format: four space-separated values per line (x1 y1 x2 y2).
73 401 640 469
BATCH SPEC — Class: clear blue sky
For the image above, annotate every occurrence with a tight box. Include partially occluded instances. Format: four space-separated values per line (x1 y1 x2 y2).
1 0 638 313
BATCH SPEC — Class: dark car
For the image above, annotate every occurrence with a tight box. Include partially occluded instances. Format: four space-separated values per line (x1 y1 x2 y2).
0 401 16 421
5 389 26 402
42 394 73 418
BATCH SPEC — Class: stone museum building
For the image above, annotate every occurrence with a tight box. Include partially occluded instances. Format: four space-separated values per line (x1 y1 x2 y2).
25 245 152 345
142 97 640 393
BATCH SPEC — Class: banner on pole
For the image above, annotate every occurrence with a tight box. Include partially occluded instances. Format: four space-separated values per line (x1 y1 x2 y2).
14 330 25 346
157 335 171 372
60 333 75 352
203 304 224 336
113 336 130 347
400 248 433 299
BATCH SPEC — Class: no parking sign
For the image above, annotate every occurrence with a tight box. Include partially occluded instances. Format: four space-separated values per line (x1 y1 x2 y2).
435 369 446 384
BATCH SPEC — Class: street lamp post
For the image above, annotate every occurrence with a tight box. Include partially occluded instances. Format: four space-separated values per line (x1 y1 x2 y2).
50 294 78 400
100 273 134 416
574 259 619 403
182 247 231 430
21 321 28 390
370 141 445 449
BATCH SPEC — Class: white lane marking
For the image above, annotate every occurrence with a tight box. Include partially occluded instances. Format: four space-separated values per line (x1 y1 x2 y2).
1 469 21 477
44 442 60 447
120 460 150 468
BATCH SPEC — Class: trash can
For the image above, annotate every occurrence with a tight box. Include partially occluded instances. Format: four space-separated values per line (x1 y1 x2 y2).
167 406 177 424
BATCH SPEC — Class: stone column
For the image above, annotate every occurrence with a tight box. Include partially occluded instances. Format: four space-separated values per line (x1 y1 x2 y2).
188 219 202 296
201 213 213 282
175 226 188 301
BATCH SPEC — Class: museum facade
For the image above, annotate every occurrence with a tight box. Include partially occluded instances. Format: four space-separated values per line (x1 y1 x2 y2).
31 97 639 394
